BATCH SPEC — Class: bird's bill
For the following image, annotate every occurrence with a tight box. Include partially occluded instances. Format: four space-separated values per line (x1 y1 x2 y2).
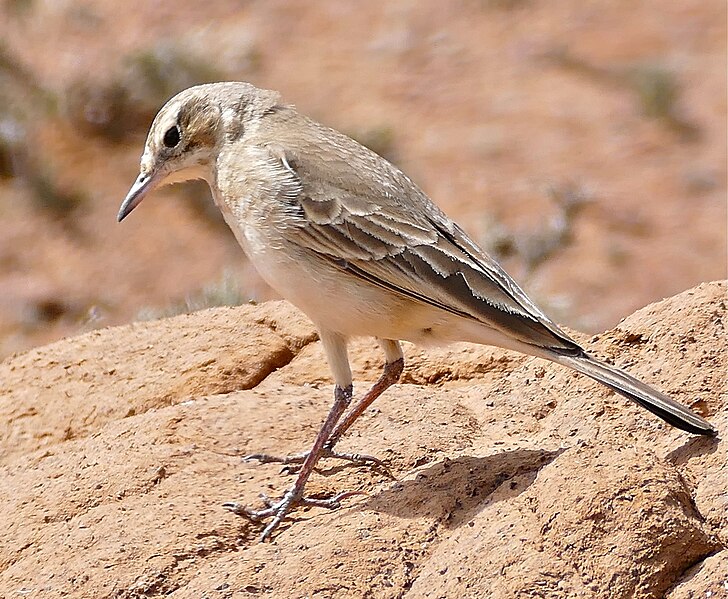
117 171 159 222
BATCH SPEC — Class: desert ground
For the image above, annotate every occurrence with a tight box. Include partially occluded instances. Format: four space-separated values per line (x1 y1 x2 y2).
0 1 726 597
1 282 726 597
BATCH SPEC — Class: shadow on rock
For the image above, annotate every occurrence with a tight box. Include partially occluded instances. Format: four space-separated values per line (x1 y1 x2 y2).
665 432 720 466
366 447 563 528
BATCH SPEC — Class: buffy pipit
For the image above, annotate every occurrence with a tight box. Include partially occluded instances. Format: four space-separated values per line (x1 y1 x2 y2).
118 82 716 541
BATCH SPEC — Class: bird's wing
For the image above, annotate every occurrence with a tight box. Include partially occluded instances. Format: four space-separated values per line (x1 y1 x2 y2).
262 133 581 354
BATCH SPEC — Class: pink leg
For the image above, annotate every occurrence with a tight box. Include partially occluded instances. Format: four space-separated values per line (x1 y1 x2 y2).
227 339 404 540
325 357 404 452
224 384 355 541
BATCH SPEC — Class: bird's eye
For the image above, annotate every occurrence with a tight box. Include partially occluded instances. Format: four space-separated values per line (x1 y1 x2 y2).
163 125 181 148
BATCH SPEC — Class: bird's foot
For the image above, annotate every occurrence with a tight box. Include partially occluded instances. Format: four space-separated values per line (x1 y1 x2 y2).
244 447 385 470
223 488 364 542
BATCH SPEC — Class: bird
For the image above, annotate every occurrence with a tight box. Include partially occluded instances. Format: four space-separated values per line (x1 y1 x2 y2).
117 81 716 541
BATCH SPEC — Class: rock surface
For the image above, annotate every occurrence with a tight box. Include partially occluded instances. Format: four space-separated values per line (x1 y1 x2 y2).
0 281 726 598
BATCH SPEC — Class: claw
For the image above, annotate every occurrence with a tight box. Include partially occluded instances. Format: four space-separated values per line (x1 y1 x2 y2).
224 488 366 541
227 379 398 541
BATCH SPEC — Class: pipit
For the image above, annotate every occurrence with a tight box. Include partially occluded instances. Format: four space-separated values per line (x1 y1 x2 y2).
118 82 716 541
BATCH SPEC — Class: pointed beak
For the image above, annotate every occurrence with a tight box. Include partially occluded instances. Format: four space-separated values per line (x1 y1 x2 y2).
117 171 159 222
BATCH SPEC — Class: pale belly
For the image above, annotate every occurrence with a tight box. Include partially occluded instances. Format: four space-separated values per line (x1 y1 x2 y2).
242 224 437 339
212 188 526 352
236 222 527 355
210 170 445 341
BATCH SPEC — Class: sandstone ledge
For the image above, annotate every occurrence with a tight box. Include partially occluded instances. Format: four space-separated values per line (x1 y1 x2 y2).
0 281 725 598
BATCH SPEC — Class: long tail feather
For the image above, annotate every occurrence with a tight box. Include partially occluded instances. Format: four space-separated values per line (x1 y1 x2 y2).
549 352 716 436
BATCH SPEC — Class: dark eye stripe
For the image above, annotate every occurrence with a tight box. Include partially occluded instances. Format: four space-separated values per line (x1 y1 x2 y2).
163 125 181 148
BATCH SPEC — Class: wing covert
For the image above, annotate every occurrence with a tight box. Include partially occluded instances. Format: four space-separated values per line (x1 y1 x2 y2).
262 139 581 354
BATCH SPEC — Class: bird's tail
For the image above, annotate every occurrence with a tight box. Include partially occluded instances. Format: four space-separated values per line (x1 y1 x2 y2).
546 352 716 436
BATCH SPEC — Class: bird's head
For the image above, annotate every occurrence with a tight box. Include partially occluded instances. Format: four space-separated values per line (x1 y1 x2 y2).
117 82 281 221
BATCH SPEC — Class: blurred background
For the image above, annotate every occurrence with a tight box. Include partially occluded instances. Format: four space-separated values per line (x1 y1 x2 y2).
0 0 725 360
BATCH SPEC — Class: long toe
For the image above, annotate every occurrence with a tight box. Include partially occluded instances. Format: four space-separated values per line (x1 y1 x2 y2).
222 501 277 521
224 487 361 541
244 448 386 469
322 448 386 467
242 451 309 465
297 490 368 509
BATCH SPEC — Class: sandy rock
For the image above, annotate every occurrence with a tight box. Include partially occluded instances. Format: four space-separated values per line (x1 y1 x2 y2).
0 281 725 598
0 301 316 464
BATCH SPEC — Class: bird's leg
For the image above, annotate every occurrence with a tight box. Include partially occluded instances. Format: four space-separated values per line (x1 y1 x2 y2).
224 383 356 541
244 339 404 468
324 339 404 454
226 330 364 540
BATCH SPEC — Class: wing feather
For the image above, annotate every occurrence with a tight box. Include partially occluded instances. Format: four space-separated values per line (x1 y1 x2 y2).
261 134 581 354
